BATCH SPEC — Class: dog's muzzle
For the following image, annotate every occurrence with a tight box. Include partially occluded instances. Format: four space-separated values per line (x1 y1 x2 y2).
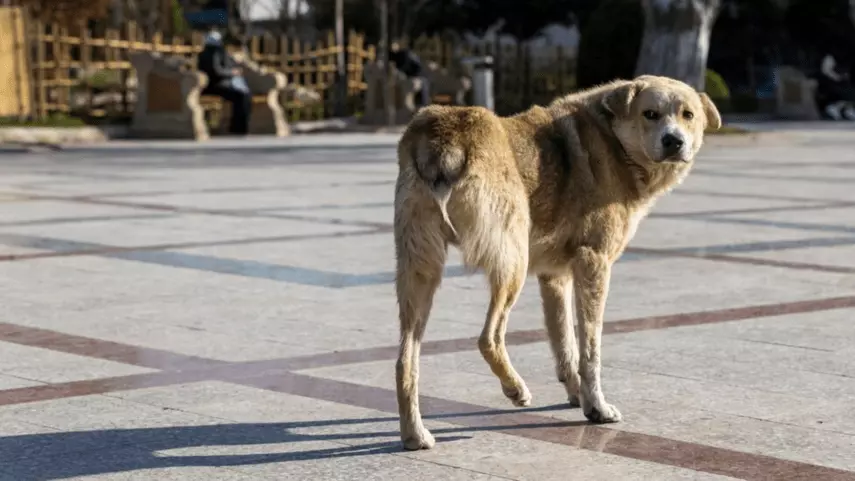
659 133 689 162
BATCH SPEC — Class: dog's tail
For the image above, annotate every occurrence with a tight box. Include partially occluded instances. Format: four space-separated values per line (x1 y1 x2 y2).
410 136 467 240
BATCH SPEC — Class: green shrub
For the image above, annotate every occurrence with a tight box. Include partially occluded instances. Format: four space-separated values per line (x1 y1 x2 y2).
171 0 187 35
0 113 86 128
704 69 730 99
81 69 122 90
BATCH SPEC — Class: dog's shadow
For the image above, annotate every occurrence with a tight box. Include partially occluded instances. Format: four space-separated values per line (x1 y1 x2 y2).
1 404 591 480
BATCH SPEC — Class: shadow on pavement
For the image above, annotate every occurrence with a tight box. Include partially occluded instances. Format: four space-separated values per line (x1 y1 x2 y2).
0 404 582 480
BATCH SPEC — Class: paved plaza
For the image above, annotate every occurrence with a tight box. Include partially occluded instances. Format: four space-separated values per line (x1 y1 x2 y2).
0 128 854 480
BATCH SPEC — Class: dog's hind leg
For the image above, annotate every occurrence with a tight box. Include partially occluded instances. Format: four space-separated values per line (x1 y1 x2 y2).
539 274 581 408
394 210 446 451
479 252 531 407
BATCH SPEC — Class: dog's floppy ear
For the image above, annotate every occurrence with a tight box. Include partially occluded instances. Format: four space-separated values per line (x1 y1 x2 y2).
601 81 641 117
699 92 722 130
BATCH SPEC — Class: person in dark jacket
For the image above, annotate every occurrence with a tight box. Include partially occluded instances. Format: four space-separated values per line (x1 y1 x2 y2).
197 31 252 135
390 42 429 106
816 47 855 120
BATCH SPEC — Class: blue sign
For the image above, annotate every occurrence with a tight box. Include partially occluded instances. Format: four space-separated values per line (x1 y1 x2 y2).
184 8 229 27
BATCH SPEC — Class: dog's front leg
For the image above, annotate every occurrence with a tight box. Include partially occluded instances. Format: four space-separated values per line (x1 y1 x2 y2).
538 274 581 407
572 248 622 423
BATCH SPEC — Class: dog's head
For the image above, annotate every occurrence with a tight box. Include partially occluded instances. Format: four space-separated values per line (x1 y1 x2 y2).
601 75 721 165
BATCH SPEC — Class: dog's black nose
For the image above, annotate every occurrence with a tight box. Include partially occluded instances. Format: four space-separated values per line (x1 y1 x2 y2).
661 134 684 155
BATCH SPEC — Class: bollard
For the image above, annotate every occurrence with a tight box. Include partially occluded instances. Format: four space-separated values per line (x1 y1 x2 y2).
463 56 494 111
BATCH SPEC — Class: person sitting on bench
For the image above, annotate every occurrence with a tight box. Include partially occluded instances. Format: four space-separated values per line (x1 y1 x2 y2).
390 42 429 106
197 31 252 135
817 48 855 120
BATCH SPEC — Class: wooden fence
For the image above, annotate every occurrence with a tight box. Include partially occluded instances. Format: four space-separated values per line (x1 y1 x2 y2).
25 18 375 121
0 6 31 118
10 11 576 123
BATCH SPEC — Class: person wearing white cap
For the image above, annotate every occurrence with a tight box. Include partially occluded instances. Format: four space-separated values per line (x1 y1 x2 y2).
197 30 253 134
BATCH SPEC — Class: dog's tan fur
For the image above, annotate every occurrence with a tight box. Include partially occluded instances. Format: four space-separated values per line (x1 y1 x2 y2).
393 75 721 450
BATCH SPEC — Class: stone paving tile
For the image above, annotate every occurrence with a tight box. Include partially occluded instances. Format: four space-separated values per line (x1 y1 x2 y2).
0 131 854 480
0 394 227 461
0 245 50 257
0 373 44 390
110 382 733 480
0 341 155 383
717 205 855 227
678 309 855 352
271 204 394 228
680 174 855 203
651 193 807 215
0 200 153 224
105 183 396 211
399 426 740 481
337 254 852 336
302 342 855 472
0 216 364 248
175 231 398 276
630 216 851 250
0 445 266 481
731 244 855 269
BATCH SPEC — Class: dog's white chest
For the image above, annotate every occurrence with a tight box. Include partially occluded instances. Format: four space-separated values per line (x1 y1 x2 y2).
625 204 650 242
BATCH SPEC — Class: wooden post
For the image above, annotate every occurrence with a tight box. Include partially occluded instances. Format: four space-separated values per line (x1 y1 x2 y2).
51 22 65 114
80 19 92 116
126 21 138 114
293 37 303 120
10 6 25 120
191 29 203 57
333 0 346 117
35 18 46 119
302 40 314 119
21 6 37 120
152 30 162 54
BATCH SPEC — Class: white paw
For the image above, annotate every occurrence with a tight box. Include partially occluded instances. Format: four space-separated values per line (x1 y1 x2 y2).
584 402 622 424
402 426 436 450
503 383 532 407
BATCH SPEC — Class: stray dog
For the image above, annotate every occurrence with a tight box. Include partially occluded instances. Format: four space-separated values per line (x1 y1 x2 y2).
393 75 721 450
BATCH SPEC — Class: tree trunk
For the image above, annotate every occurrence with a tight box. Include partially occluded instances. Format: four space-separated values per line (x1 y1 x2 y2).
634 0 721 90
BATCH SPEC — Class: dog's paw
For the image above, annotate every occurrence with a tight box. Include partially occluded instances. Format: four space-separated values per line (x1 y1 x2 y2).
584 402 622 424
402 427 436 450
502 383 532 407
568 394 581 408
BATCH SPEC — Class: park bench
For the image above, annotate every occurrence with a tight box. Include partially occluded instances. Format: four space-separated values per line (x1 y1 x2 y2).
773 66 820 120
361 61 423 125
361 60 472 125
129 51 289 140
423 61 471 106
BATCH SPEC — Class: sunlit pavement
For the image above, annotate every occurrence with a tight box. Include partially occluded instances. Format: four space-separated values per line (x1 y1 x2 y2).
0 131 853 480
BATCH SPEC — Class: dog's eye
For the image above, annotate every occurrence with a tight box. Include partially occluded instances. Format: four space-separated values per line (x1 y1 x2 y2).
642 110 660 120
683 111 694 120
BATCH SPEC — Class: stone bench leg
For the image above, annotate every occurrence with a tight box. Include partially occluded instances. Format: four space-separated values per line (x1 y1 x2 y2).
249 91 289 136
129 52 209 140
